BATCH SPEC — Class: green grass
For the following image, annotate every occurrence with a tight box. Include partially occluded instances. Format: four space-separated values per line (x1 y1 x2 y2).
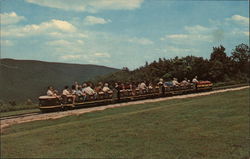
1 88 249 158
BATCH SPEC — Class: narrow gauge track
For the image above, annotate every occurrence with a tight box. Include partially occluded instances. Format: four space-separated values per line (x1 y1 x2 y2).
0 83 248 121
0 112 41 121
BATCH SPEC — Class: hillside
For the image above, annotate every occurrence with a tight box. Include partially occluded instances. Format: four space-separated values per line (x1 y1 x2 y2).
0 59 118 103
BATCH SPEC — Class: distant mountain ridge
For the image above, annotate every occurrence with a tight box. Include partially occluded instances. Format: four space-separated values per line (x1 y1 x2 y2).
0 58 119 103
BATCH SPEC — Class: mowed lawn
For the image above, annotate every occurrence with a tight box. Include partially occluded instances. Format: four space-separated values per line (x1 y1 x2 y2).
1 89 249 158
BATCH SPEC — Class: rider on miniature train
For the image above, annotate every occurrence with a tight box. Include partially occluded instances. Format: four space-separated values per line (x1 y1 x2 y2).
39 76 213 111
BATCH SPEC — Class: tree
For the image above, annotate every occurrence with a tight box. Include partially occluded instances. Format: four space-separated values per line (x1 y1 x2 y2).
210 45 227 63
231 43 250 75
209 45 230 81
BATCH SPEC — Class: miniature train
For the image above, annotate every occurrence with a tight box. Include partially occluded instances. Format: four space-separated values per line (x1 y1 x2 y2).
38 81 213 112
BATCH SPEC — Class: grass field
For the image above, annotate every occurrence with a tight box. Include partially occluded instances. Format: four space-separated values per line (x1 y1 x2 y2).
1 88 249 158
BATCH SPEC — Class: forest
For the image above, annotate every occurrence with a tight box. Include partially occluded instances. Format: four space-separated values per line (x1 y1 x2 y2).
96 43 249 84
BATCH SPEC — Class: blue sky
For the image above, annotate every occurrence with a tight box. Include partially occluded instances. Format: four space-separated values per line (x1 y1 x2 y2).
1 0 249 69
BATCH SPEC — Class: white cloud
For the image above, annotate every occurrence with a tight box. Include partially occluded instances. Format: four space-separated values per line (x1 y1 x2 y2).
48 32 87 39
2 19 76 37
184 25 211 33
94 52 110 58
162 46 199 56
161 33 211 43
59 52 111 64
0 12 25 25
47 40 72 46
47 39 84 47
83 16 111 25
46 39 85 54
164 46 198 53
167 34 188 39
128 37 154 45
25 0 144 12
160 24 216 44
60 54 83 60
230 15 249 26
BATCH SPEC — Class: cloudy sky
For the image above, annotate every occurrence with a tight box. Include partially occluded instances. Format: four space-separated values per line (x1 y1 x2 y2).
1 0 249 69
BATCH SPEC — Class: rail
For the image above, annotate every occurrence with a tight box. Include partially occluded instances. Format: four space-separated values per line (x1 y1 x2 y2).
0 83 248 121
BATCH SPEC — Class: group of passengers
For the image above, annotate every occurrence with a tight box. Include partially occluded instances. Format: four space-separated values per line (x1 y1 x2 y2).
47 82 114 103
46 76 199 102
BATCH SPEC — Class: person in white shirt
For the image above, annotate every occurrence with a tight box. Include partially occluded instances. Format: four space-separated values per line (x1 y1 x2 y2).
139 81 147 90
158 78 165 95
47 86 56 96
158 78 164 86
62 85 76 103
172 78 180 86
148 83 153 89
62 86 70 96
181 78 189 86
102 83 111 92
192 76 198 83
76 86 83 96
82 84 96 95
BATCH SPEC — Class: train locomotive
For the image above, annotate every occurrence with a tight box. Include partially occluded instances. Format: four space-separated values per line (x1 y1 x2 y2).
38 81 213 112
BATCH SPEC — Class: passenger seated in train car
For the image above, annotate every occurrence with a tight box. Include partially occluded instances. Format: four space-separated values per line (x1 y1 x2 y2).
75 86 83 96
123 82 132 95
120 83 126 90
62 86 71 96
88 82 95 90
82 83 97 99
95 82 104 93
192 76 199 83
71 85 77 94
164 81 173 87
75 86 86 102
138 81 147 90
148 82 153 89
71 85 77 103
131 81 137 95
138 81 147 93
124 82 131 90
180 78 189 86
47 86 56 96
103 83 113 98
172 78 180 86
103 83 112 93
158 78 164 86
114 82 121 100
61 86 74 103
74 81 79 90
158 78 165 94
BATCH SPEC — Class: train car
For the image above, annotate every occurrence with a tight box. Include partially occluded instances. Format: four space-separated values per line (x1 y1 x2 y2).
38 81 213 112
39 96 63 112
196 81 213 91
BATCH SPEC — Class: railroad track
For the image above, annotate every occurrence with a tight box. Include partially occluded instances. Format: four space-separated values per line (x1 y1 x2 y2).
213 83 248 90
0 112 41 121
0 83 248 121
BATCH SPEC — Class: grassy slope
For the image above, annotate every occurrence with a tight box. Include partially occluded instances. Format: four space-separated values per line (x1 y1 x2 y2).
0 58 118 103
1 88 249 158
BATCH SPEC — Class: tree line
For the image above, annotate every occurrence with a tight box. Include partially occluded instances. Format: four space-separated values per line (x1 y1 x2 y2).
95 43 249 84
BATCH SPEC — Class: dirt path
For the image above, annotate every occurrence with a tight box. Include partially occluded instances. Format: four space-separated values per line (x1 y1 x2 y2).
1 86 249 131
